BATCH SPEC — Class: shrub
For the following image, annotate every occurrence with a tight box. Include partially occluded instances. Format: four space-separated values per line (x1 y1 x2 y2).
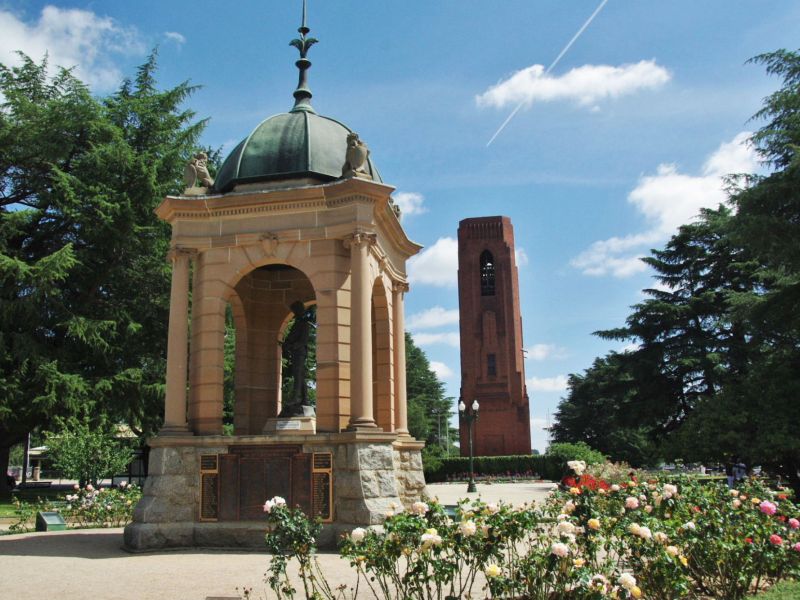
546 442 607 477
8 483 140 533
44 417 135 486
258 472 800 599
424 454 561 482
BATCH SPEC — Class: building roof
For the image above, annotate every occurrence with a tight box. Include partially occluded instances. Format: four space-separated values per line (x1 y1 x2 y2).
213 3 381 193
214 109 381 193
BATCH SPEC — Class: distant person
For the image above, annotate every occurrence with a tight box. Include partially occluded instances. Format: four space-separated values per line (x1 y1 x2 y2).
725 462 734 488
733 459 747 484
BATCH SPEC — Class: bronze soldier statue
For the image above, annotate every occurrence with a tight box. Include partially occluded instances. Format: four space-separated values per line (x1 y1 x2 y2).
279 301 311 417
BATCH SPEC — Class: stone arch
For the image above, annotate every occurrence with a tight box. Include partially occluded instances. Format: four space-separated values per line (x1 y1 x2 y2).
188 245 320 436
230 263 316 434
371 276 394 431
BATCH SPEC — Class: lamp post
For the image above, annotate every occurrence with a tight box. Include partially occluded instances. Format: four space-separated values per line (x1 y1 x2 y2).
459 399 480 493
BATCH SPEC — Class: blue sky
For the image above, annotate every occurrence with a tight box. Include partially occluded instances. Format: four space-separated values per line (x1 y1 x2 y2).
3 1 798 451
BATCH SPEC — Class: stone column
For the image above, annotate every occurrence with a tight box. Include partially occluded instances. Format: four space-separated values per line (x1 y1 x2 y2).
393 282 410 435
347 233 377 429
161 246 195 435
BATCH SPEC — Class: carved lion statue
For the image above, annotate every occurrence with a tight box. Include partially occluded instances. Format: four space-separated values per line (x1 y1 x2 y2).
342 132 370 178
184 152 215 190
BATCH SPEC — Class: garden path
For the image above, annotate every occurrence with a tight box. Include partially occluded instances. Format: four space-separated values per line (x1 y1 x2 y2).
0 482 555 600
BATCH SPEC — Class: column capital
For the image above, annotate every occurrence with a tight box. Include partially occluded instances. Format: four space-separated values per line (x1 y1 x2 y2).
392 281 410 294
343 231 377 250
166 246 198 262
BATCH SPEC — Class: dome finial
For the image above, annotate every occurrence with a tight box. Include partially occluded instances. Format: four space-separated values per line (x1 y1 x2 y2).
290 0 317 113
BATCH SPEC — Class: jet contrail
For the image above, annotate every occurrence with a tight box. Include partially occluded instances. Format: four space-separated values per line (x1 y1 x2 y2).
486 0 610 147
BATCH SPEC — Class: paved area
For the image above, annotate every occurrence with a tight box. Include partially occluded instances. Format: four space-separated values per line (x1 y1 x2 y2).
0 482 555 600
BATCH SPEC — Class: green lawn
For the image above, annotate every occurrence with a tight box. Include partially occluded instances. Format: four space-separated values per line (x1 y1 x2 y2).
0 489 66 517
748 580 800 599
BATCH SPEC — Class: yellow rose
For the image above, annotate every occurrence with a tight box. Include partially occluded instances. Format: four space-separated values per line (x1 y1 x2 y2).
631 586 642 598
569 487 581 495
588 518 601 530
573 558 586 567
752 498 761 504
485 563 502 578
679 555 688 567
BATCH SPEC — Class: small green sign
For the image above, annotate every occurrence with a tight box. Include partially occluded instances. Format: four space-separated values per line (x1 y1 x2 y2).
35 511 67 532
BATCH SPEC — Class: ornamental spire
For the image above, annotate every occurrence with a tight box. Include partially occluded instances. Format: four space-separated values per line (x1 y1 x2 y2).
290 0 317 113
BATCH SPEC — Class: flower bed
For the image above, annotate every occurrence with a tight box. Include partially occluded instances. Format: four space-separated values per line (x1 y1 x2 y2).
8 482 141 533
258 467 799 599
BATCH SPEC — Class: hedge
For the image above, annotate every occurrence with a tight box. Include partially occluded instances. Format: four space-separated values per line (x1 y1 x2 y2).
424 443 608 483
424 454 563 482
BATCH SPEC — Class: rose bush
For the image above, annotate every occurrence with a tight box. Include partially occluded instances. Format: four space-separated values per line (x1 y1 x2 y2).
260 471 799 599
9 483 141 532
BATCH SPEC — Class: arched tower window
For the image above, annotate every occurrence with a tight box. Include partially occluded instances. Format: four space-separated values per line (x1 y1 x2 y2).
480 250 495 296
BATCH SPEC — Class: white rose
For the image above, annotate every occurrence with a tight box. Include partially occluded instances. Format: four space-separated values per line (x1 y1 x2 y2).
557 521 576 536
411 501 429 516
618 573 637 591
458 520 477 537
350 527 366 543
550 542 570 557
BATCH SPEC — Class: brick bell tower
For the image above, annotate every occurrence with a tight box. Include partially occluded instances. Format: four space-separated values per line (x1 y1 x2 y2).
458 216 531 456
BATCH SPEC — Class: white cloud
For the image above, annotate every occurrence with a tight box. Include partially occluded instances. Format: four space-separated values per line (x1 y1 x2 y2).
0 6 144 90
164 31 186 45
411 331 460 348
393 191 427 219
572 132 759 278
526 344 567 361
407 306 459 330
621 342 640 353
526 375 569 393
477 60 671 111
408 237 458 287
429 361 455 380
515 247 529 267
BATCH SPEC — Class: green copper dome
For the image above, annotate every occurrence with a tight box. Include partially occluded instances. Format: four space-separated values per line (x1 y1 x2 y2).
213 1 381 193
214 109 381 193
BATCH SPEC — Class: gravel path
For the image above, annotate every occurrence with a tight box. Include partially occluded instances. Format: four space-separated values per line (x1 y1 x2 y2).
0 482 555 600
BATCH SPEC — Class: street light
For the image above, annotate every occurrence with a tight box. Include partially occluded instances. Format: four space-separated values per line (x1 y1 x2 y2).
459 399 480 493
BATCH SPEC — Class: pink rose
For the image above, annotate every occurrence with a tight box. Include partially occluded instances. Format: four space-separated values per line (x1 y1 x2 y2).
625 497 640 510
788 518 799 530
759 501 777 516
769 534 782 546
793 542 800 552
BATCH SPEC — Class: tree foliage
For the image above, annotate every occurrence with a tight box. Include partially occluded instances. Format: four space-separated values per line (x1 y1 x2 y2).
405 333 456 459
554 49 800 489
0 52 205 494
44 415 135 486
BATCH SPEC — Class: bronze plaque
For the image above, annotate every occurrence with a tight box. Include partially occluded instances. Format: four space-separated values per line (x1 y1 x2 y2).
200 473 219 520
215 445 315 522
312 472 331 521
200 454 218 471
218 454 240 521
292 454 312 514
239 458 267 520
313 453 332 470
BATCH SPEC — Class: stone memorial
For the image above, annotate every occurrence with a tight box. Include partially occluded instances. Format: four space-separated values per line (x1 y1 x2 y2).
124 4 426 551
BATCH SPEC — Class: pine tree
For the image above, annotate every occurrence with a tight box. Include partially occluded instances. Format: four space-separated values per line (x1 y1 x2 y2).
0 53 205 495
